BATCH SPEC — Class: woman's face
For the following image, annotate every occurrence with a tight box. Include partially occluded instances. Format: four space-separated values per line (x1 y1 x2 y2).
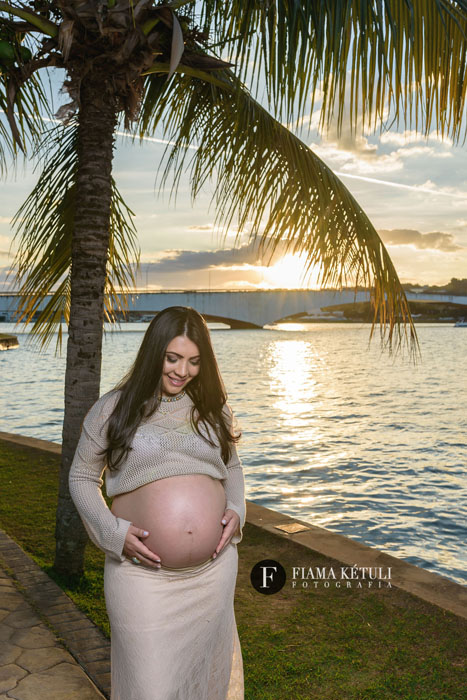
161 334 201 397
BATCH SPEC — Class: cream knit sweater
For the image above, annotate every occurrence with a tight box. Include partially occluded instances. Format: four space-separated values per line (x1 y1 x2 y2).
68 390 246 562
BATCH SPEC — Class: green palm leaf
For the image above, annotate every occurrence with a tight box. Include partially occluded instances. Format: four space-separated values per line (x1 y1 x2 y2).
137 64 419 357
197 0 467 143
9 123 140 352
0 69 53 172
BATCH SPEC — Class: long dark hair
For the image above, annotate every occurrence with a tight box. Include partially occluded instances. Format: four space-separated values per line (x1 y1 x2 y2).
104 306 241 470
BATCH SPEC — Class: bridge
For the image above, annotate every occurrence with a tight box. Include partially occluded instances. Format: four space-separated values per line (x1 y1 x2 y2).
0 289 466 327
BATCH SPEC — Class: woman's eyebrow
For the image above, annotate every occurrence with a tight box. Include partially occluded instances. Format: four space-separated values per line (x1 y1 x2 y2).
166 351 200 359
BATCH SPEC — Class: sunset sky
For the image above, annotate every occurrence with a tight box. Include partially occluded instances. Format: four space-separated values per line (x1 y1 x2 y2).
1 57 466 292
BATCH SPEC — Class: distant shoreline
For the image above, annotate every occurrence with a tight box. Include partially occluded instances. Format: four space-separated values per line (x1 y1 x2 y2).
0 319 463 328
274 318 462 324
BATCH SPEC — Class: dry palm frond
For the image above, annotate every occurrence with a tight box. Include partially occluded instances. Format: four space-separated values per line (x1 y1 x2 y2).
137 65 419 360
9 123 140 352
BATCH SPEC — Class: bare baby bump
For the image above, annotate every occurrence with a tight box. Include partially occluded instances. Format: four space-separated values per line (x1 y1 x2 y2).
111 474 227 568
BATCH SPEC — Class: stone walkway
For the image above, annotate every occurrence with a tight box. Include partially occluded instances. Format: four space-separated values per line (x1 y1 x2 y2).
0 568 104 699
0 529 110 699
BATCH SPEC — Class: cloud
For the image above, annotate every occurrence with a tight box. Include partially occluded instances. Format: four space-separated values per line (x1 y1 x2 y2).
0 235 15 259
282 109 322 133
187 224 213 231
413 180 467 201
305 96 454 175
309 137 452 176
310 141 403 175
0 265 15 286
132 213 159 221
396 146 452 160
378 229 463 252
308 115 404 175
141 239 289 273
379 130 453 147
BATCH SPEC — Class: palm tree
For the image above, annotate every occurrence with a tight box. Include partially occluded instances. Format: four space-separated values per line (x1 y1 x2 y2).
1 1 466 577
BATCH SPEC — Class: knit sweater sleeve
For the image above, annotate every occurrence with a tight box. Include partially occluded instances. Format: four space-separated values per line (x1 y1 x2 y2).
68 391 132 562
222 403 246 545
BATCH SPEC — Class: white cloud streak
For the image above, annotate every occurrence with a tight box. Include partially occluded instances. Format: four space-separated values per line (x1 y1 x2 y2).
335 172 467 199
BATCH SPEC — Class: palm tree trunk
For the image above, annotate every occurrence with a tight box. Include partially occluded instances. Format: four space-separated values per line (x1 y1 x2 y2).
54 74 118 577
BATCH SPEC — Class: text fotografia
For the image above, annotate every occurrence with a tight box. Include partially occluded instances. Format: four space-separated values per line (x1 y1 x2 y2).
292 565 393 589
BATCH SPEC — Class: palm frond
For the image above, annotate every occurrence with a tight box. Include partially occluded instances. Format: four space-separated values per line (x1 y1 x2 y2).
136 65 419 359
0 1 59 161
197 0 467 143
0 1 58 36
9 122 140 353
0 68 53 172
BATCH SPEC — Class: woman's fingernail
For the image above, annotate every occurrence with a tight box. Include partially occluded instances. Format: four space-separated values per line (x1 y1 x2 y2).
213 553 217 559
221 519 227 524
143 531 149 536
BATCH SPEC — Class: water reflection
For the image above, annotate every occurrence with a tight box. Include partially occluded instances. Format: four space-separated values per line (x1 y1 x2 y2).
266 339 318 410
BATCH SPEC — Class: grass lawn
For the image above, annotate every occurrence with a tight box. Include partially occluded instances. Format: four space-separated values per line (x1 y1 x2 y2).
0 438 466 700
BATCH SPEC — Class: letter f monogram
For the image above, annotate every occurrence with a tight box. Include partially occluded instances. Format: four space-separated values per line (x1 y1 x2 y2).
261 565 277 588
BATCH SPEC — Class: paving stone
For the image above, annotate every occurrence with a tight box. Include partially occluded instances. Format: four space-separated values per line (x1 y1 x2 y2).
10 625 56 649
0 587 15 596
0 594 25 612
7 662 104 699
0 642 21 666
84 660 110 676
4 565 33 574
26 580 59 592
76 646 110 664
31 591 66 606
0 581 15 590
15 575 47 587
93 671 111 693
62 628 109 648
39 602 75 615
16 646 71 673
0 663 27 693
0 625 15 642
14 568 45 578
52 618 95 633
2 610 41 629
46 611 88 625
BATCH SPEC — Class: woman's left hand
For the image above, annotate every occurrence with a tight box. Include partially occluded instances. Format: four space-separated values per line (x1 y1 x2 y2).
212 509 240 559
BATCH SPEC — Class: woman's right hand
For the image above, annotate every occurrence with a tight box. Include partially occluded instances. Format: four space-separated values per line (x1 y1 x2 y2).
122 525 161 568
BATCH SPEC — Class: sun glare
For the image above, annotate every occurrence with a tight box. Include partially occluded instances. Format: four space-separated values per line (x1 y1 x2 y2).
263 253 322 289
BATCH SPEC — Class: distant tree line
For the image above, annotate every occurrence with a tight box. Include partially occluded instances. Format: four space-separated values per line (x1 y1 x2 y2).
336 278 467 296
401 278 467 296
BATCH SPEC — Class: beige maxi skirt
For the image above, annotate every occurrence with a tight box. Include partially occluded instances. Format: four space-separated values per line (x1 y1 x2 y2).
104 541 244 700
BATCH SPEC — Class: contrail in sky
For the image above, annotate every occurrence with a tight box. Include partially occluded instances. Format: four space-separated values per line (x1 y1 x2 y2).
334 171 467 199
3 112 465 199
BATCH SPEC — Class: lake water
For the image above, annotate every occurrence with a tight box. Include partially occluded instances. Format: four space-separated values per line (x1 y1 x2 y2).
1 322 466 586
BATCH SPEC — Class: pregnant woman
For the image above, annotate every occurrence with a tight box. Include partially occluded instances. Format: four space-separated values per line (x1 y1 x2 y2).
69 306 246 700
